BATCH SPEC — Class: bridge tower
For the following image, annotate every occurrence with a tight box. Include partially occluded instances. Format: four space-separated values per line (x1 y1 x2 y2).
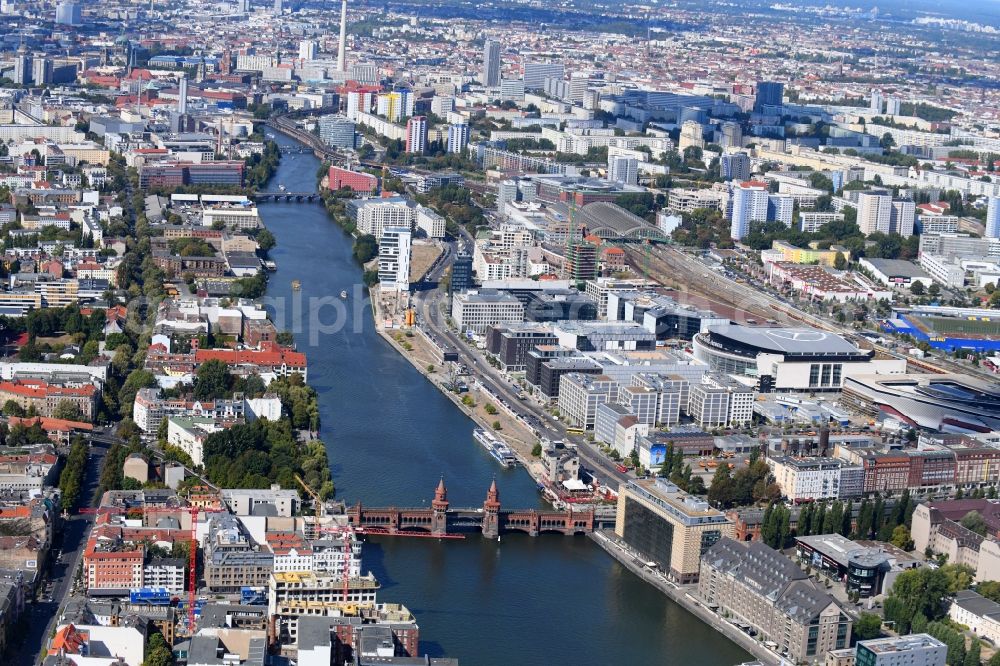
482 479 501 539
431 477 449 536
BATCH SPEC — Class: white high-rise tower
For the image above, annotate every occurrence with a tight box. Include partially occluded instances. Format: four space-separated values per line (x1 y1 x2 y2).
178 75 188 114
337 0 348 72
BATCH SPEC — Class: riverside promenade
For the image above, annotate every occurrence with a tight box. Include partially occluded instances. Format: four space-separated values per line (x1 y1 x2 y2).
590 529 782 666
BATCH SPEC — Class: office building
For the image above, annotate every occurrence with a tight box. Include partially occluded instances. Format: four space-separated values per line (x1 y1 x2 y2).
524 61 564 90
949 590 1000 646
699 538 852 663
857 191 892 235
447 121 469 154
987 196 1000 239
450 253 474 294
497 180 519 207
485 323 558 372
687 375 755 428
607 290 725 341
204 516 275 593
885 96 901 116
616 479 734 583
730 181 769 240
607 155 638 186
268 570 380 619
721 152 751 182
855 635 946 666
273 0 283 13
452 291 525 335
405 116 427 154
482 39 502 87
328 166 378 194
378 226 411 293
551 320 656 352
55 1 81 25
416 205 446 239
595 402 644 455
793 534 903 598
565 240 598 281
558 373 618 430
299 39 318 61
754 81 784 112
318 115 356 149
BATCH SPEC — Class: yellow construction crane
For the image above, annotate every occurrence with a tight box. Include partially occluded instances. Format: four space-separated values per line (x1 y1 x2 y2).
295 473 325 523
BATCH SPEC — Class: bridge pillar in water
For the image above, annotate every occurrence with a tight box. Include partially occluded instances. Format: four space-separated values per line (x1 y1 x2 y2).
388 509 400 535
431 478 449 536
482 479 501 539
528 511 540 537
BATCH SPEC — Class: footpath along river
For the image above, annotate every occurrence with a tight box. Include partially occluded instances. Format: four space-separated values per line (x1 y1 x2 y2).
259 130 751 665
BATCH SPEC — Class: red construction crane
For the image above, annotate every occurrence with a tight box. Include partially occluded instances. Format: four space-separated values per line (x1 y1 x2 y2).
313 524 354 604
296 474 355 605
80 503 225 634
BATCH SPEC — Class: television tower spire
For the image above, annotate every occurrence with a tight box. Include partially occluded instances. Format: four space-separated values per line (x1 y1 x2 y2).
337 0 348 73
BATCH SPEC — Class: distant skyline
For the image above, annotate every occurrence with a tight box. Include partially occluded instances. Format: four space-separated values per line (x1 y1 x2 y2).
786 0 1000 25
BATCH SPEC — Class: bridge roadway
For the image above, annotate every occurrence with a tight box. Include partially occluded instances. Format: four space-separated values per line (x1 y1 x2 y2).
345 479 603 539
253 191 320 202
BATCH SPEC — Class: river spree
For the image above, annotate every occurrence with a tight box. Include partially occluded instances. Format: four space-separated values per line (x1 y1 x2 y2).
259 131 751 665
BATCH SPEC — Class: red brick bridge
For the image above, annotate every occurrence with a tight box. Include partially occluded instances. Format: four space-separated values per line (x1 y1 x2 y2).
345 479 594 539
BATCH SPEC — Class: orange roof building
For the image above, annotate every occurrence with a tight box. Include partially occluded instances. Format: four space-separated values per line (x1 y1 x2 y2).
0 381 98 422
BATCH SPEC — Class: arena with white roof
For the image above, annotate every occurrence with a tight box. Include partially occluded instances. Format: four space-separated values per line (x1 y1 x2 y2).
692 324 907 392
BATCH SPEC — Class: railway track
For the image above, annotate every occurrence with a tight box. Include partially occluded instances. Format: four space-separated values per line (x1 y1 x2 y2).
624 243 955 375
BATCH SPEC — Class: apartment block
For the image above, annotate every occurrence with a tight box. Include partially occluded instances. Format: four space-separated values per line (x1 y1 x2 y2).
699 538 852 663
768 456 846 502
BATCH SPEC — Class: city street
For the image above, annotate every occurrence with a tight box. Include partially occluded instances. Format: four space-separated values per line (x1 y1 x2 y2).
10 438 109 666
411 248 630 490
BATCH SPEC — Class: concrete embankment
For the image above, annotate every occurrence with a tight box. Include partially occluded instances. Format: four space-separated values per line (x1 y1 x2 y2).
370 290 779 664
589 529 781 666
368 290 546 474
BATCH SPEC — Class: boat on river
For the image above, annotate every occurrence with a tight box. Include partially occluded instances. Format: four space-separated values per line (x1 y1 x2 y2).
291 279 301 290
340 290 348 299
473 428 517 468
